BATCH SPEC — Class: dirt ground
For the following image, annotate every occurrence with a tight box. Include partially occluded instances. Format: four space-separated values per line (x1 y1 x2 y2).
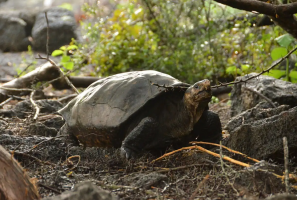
1 93 296 200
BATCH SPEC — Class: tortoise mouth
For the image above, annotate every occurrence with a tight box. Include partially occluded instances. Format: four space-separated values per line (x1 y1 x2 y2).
198 88 211 95
194 89 212 101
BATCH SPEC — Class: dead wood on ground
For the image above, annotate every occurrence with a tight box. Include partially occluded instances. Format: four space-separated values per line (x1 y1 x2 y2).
0 145 40 200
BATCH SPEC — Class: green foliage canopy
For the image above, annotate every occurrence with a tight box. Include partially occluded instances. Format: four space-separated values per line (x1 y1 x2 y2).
55 0 297 83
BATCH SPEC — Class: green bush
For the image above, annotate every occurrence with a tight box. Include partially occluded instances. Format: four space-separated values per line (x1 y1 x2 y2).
64 0 296 83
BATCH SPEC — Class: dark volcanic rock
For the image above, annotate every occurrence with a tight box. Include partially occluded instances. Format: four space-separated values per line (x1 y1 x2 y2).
230 73 297 116
224 105 297 161
28 122 57 137
44 116 65 131
0 100 63 119
32 7 77 52
235 161 285 195
0 10 33 52
224 102 290 132
42 182 119 200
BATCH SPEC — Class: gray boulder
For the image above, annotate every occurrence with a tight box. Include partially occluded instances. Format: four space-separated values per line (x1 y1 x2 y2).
32 7 77 52
42 182 119 200
0 10 34 51
224 104 297 161
235 161 285 195
230 73 297 116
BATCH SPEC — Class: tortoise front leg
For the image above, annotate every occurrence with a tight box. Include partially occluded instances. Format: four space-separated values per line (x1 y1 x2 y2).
121 117 158 159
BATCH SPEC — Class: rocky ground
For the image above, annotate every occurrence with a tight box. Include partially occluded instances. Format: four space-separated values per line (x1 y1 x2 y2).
1 72 297 199
1 1 297 200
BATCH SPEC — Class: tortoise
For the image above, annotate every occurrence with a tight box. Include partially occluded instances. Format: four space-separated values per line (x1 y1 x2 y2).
58 70 222 159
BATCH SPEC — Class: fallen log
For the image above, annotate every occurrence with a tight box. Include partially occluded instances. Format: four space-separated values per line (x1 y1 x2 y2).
0 145 40 200
0 62 100 102
0 62 61 102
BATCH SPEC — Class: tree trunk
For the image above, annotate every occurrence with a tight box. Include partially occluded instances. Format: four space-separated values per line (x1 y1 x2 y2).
0 145 40 200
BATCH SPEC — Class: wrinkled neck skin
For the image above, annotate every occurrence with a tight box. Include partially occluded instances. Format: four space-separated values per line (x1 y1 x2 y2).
161 97 208 139
183 96 208 129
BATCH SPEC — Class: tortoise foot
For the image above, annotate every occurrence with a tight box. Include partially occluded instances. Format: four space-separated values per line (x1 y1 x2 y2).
120 146 138 159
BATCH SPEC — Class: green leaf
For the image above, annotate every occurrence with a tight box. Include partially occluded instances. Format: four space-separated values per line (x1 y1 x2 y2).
61 55 71 62
262 34 271 41
51 50 64 57
62 62 74 70
271 47 288 61
275 34 294 48
241 64 250 72
67 45 78 50
60 46 66 51
265 69 286 79
289 70 297 79
226 66 237 75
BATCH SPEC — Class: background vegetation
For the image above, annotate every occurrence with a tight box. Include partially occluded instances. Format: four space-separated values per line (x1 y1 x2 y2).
53 0 297 84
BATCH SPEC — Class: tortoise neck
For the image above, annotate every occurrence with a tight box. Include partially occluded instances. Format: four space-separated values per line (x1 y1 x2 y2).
182 97 208 125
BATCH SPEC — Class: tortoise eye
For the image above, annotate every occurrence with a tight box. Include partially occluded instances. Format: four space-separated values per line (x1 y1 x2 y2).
194 85 199 89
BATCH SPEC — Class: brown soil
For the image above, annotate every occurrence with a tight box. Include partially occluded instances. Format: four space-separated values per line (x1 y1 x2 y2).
0 96 295 200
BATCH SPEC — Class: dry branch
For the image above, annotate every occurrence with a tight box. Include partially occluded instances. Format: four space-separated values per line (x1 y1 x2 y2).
36 54 79 94
213 0 297 39
0 62 61 102
211 45 297 88
0 145 40 200
12 151 56 167
152 145 251 167
242 86 276 108
214 0 297 16
191 141 260 163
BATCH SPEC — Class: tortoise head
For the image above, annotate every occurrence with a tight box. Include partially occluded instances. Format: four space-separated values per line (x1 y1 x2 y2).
184 79 212 108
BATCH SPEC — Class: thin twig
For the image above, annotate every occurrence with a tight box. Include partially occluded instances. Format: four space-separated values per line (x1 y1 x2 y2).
152 145 250 167
36 55 80 94
25 135 66 154
189 174 210 200
142 0 164 34
29 90 40 120
0 87 33 92
283 137 290 193
0 97 13 108
219 141 239 195
243 86 276 108
150 46 297 90
95 181 139 190
211 45 297 88
38 182 62 194
219 142 225 172
154 163 216 173
12 143 23 152
191 141 260 163
11 151 56 166
16 63 33 78
40 71 72 88
66 155 81 171
151 82 188 90
57 94 77 102
45 12 50 59
7 95 25 101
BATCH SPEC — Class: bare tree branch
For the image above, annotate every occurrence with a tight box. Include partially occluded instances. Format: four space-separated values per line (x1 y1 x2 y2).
214 0 297 38
214 0 297 16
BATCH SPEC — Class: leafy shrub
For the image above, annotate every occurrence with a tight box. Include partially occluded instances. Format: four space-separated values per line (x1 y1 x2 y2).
56 0 297 83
